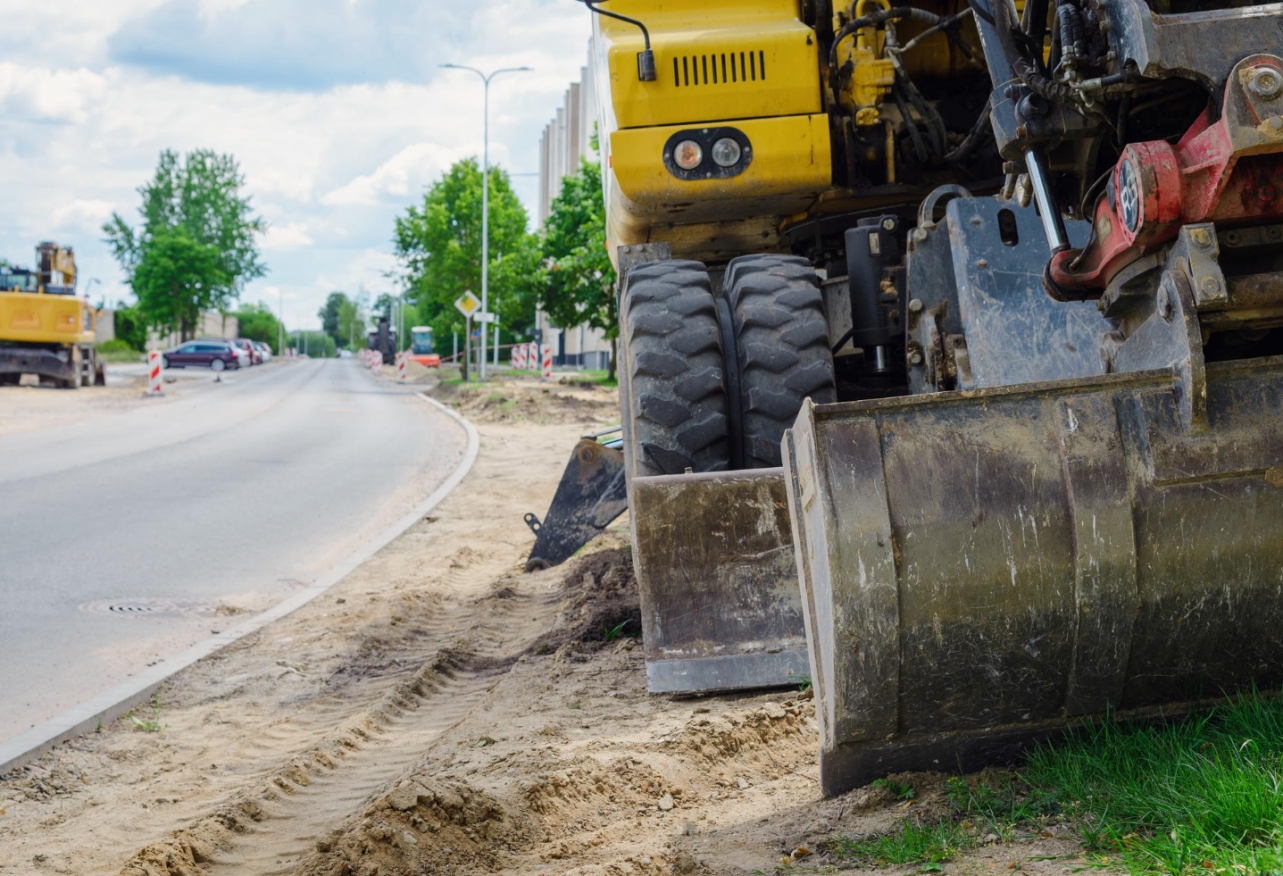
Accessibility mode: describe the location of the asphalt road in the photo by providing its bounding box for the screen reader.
[0,360,466,742]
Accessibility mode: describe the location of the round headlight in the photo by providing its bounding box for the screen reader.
[672,139,703,171]
[711,137,742,168]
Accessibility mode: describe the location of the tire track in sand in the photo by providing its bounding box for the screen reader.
[121,553,563,876]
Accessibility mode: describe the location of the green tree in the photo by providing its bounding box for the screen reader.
[318,291,348,346]
[234,302,284,354]
[394,158,539,346]
[111,303,148,351]
[337,295,365,350]
[293,331,336,359]
[130,230,230,340]
[105,149,267,340]
[538,158,618,376]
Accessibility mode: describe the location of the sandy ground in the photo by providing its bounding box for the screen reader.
[0,368,1085,876]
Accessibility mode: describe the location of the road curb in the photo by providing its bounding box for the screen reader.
[0,391,480,777]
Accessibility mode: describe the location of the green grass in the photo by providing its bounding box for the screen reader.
[563,368,617,387]
[834,819,976,870]
[829,692,1283,875]
[832,772,1052,870]
[1022,692,1283,875]
[96,341,144,363]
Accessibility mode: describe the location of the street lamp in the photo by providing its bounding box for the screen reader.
[440,62,532,381]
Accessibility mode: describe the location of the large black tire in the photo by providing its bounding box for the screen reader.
[620,260,731,478]
[725,254,836,469]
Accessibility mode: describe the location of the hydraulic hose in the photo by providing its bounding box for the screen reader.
[829,6,942,72]
[992,0,1073,103]
[579,0,656,81]
[944,99,994,165]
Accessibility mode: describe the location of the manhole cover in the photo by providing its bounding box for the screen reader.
[78,598,219,618]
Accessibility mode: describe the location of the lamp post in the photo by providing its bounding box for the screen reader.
[440,63,531,381]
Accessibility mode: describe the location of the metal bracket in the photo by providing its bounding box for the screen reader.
[1112,267,1208,431]
[616,242,672,282]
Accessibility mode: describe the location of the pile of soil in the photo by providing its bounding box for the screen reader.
[432,372,617,426]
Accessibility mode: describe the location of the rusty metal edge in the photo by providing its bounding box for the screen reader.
[815,691,1282,797]
[646,650,811,695]
[815,356,1283,422]
[0,388,479,777]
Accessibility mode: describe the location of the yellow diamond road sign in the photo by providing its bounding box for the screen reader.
[454,290,482,319]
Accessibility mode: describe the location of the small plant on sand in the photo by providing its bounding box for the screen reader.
[603,619,632,642]
[872,777,917,801]
[127,698,166,733]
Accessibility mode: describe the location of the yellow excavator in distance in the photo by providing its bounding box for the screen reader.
[0,242,105,389]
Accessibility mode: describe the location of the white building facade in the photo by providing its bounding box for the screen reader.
[536,60,613,371]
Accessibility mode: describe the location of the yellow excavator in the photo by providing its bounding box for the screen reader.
[526,0,1283,796]
[0,242,104,389]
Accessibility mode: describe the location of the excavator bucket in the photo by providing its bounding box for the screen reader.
[631,469,808,694]
[525,437,629,571]
[785,359,1283,797]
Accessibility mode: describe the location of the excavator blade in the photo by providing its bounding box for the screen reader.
[785,359,1283,797]
[632,469,808,694]
[525,439,629,571]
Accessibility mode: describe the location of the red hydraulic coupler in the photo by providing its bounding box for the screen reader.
[1047,55,1283,301]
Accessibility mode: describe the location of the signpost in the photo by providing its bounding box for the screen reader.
[455,291,482,382]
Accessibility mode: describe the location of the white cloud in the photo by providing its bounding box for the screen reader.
[0,63,108,124]
[262,222,314,251]
[49,199,117,235]
[0,1,593,329]
[321,143,462,207]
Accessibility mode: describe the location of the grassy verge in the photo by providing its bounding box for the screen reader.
[562,368,617,387]
[832,773,1054,871]
[1024,693,1283,874]
[829,692,1283,875]
[97,349,145,364]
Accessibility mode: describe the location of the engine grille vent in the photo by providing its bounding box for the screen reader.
[672,50,767,88]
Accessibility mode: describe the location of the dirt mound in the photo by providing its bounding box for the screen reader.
[526,546,638,657]
[296,779,530,876]
[434,375,617,426]
[667,698,812,765]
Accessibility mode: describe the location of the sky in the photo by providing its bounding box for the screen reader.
[0,0,593,329]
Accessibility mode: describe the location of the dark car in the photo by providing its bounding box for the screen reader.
[233,339,262,365]
[163,340,242,372]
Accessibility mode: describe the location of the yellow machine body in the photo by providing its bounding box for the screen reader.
[595,0,979,265]
[0,242,103,388]
[0,292,95,346]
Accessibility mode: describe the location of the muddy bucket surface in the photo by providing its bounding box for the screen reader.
[632,469,808,694]
[785,358,1283,796]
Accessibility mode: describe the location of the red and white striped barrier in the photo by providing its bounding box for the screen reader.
[147,350,163,395]
[527,343,539,372]
[397,352,407,382]
[515,344,527,370]
[542,344,553,380]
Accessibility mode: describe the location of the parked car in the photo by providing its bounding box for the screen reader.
[232,339,261,365]
[252,341,272,363]
[162,340,242,372]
